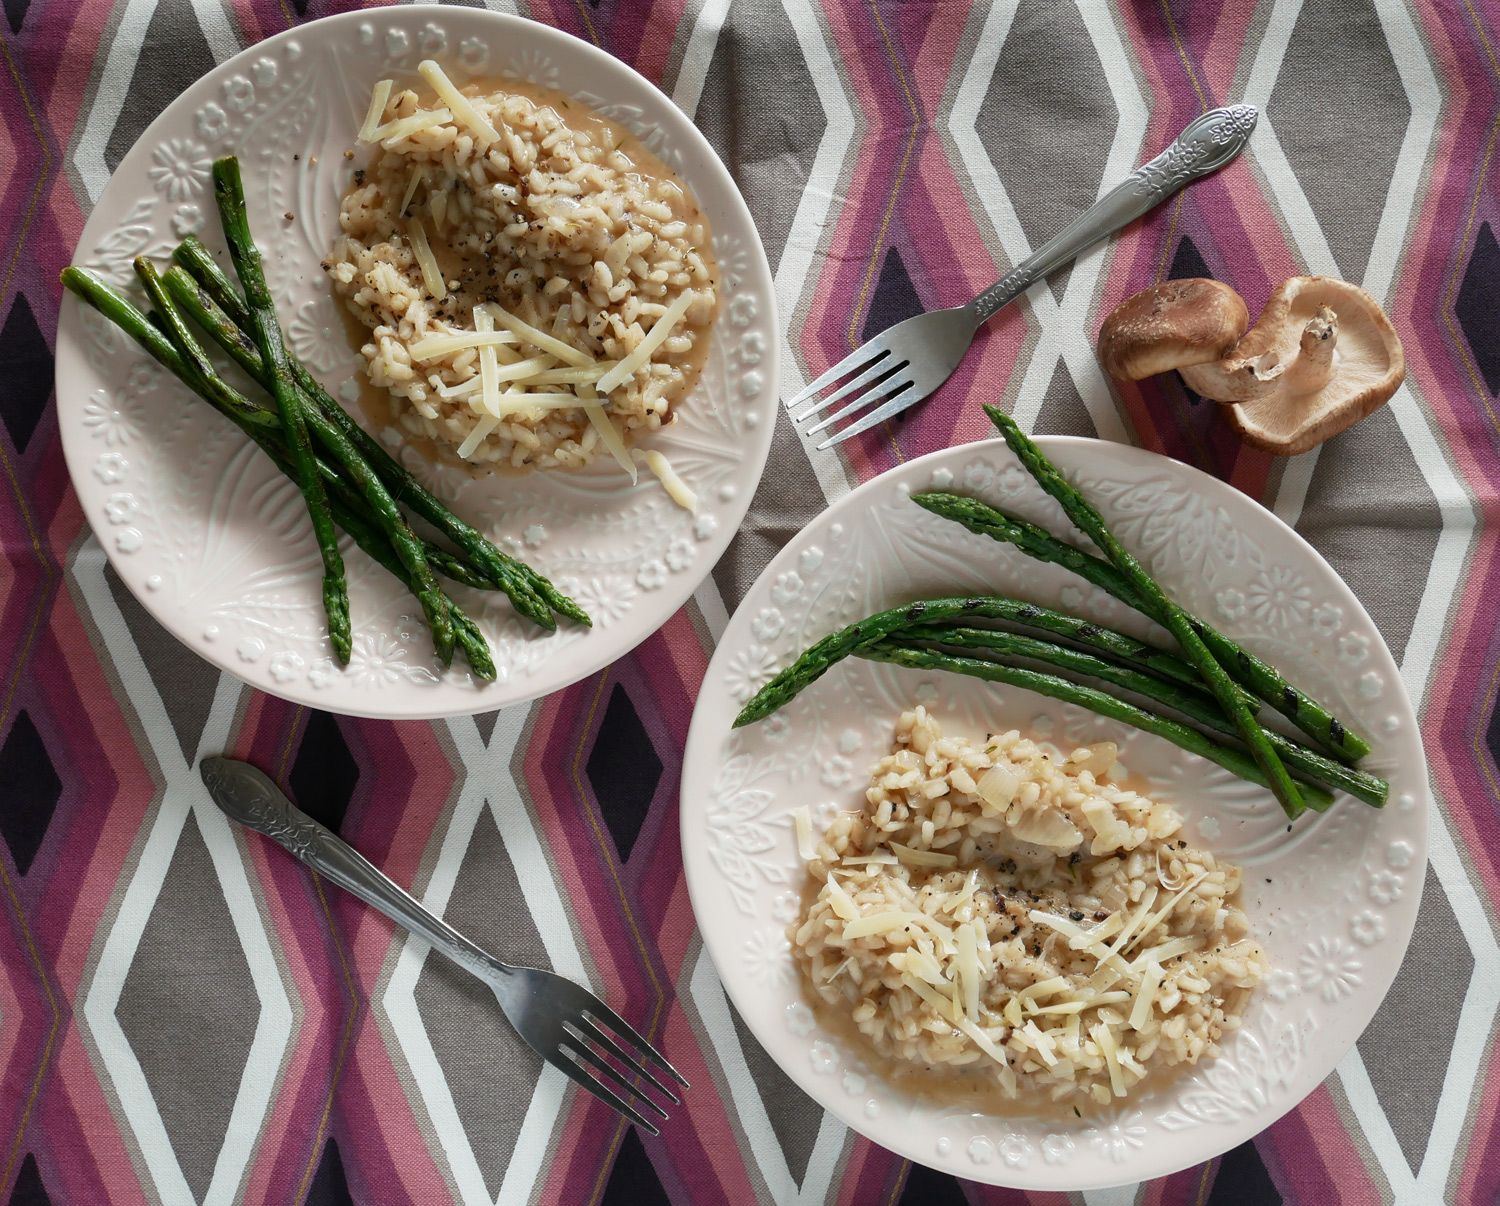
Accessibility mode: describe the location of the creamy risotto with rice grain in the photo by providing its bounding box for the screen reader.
[791,708,1266,1114]
[326,62,718,473]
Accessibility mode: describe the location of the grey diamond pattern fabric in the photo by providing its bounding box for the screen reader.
[7,0,1500,1203]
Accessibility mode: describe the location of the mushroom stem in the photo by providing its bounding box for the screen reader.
[1179,349,1282,402]
[1281,305,1338,395]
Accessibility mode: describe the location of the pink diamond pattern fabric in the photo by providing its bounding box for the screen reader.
[3,0,1499,1202]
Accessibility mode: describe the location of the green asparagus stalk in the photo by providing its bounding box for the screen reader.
[155,268,454,664]
[65,267,275,435]
[902,623,1385,807]
[63,265,496,679]
[160,266,560,631]
[212,158,354,663]
[984,405,1304,819]
[325,500,496,681]
[171,237,589,628]
[734,594,1215,728]
[912,489,1371,763]
[861,640,1322,816]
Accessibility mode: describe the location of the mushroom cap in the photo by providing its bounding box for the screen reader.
[1096,278,1249,381]
[1204,277,1405,455]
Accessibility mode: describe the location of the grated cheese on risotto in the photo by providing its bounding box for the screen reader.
[790,707,1267,1113]
[325,63,718,473]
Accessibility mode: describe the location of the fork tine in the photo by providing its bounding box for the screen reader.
[803,367,912,437]
[816,378,920,450]
[563,1035,671,1119]
[791,353,900,425]
[581,998,691,1089]
[547,1047,662,1136]
[783,341,889,412]
[570,1016,679,1104]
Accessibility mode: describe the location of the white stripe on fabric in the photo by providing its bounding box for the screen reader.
[75,0,158,216]
[72,536,292,1206]
[672,0,733,120]
[947,0,1143,442]
[688,944,847,1204]
[381,705,586,1206]
[777,0,861,504]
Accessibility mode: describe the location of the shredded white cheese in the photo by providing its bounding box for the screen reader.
[842,851,898,866]
[636,450,697,513]
[1068,911,1123,949]
[488,305,595,366]
[493,392,597,415]
[377,109,453,148]
[792,807,815,862]
[825,873,857,921]
[474,306,500,419]
[1091,1023,1127,1097]
[1129,960,1164,1030]
[1017,976,1070,1002]
[455,414,500,459]
[889,842,957,868]
[843,912,922,940]
[521,362,618,385]
[1129,935,1203,969]
[488,354,557,385]
[407,218,446,302]
[1124,871,1211,955]
[956,921,980,1021]
[594,288,695,395]
[1105,886,1160,958]
[410,330,519,360]
[358,78,393,142]
[400,166,427,215]
[417,59,499,146]
[578,384,637,483]
[1029,991,1130,1015]
[1021,1021,1060,1067]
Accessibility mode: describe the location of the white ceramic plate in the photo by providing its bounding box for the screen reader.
[57,10,776,718]
[681,437,1427,1189]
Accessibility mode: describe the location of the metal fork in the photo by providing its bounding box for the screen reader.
[787,105,1259,449]
[200,757,687,1135]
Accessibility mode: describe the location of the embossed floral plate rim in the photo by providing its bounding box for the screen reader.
[55,9,777,718]
[680,436,1427,1189]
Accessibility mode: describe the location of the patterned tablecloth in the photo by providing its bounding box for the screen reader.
[2,0,1496,1202]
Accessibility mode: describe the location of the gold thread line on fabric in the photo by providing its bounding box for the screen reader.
[0,438,52,742]
[884,1162,908,1206]
[1147,190,1215,471]
[1193,1155,1215,1205]
[1160,0,1208,112]
[293,873,362,1204]
[276,706,306,785]
[573,0,602,48]
[0,852,60,1190]
[273,705,361,1203]
[575,672,629,1206]
[570,671,670,1205]
[1153,192,1187,285]
[0,32,51,303]
[0,30,56,742]
[845,0,919,465]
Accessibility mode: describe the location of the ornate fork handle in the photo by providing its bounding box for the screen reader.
[969,105,1257,324]
[201,757,502,981]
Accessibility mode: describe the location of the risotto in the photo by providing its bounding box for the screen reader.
[325,62,719,472]
[790,708,1266,1114]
